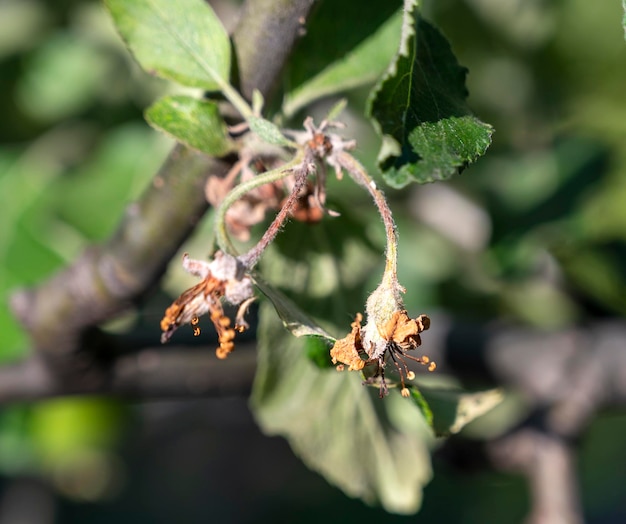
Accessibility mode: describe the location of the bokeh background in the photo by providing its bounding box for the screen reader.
[1,0,626,522]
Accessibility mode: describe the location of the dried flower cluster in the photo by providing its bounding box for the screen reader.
[161,112,435,398]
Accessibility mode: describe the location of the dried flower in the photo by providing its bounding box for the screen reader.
[330,275,435,397]
[160,252,254,359]
[331,307,434,397]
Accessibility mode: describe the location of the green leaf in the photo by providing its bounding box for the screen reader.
[252,274,335,340]
[419,386,504,436]
[305,336,334,369]
[408,387,433,427]
[104,0,230,90]
[16,34,112,122]
[286,0,399,94]
[251,303,433,514]
[283,10,403,117]
[623,0,626,40]
[247,116,293,147]
[368,0,493,188]
[145,95,233,156]
[251,213,437,513]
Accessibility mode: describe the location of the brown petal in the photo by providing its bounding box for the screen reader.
[330,313,365,371]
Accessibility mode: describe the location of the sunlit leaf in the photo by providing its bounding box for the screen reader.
[283,10,402,117]
[368,0,493,188]
[104,0,230,90]
[145,95,233,155]
[286,0,400,96]
[252,303,433,514]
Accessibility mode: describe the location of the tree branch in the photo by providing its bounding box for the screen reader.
[0,344,256,404]
[11,146,223,362]
[9,0,317,381]
[432,319,626,524]
[232,0,316,100]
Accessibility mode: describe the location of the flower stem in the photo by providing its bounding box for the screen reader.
[217,78,255,121]
[240,150,314,268]
[336,151,398,287]
[214,150,305,257]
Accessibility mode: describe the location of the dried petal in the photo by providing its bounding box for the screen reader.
[330,313,365,371]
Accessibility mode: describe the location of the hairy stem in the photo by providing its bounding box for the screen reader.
[336,151,398,286]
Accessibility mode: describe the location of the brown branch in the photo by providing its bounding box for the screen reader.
[232,0,316,100]
[489,430,583,524]
[10,147,224,364]
[432,319,626,524]
[8,0,317,384]
[0,344,256,405]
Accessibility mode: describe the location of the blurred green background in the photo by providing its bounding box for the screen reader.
[1,0,626,522]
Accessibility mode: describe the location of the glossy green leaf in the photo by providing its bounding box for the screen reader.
[368,0,493,188]
[145,95,233,155]
[104,0,230,90]
[252,303,433,514]
[283,10,402,117]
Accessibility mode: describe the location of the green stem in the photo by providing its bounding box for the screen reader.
[337,152,398,287]
[219,80,254,120]
[215,150,305,256]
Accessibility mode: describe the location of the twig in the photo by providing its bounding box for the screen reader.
[0,344,257,405]
[233,0,316,100]
[8,0,317,382]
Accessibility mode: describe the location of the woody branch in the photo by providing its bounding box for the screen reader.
[7,0,316,391]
